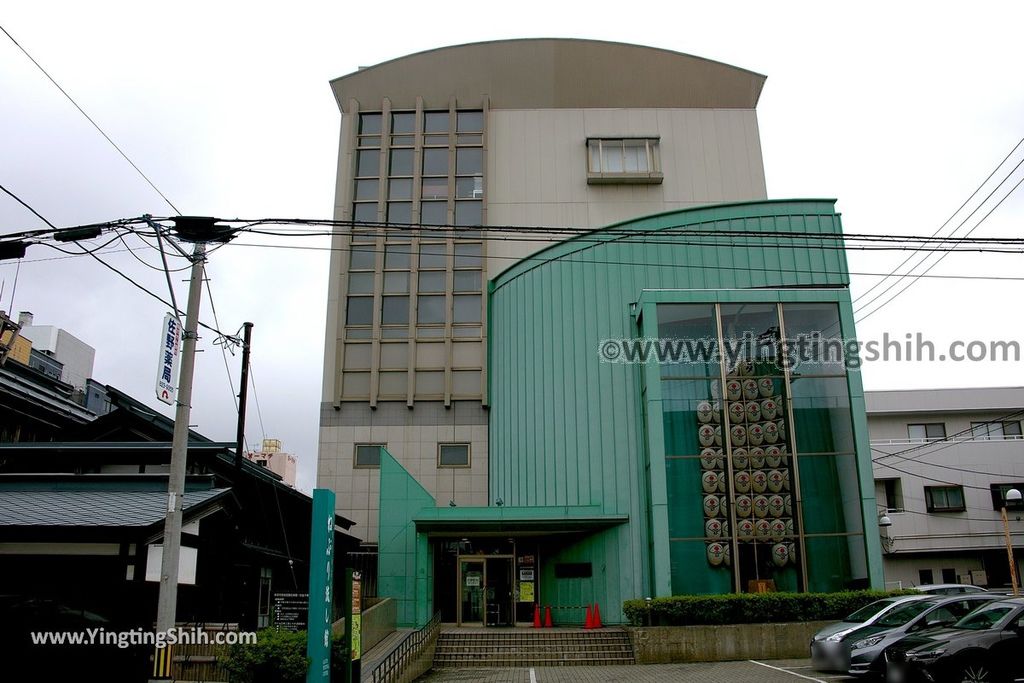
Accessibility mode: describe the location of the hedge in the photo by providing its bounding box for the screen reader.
[221,629,352,683]
[623,590,918,627]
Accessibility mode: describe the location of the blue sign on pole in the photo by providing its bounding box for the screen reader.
[306,489,336,682]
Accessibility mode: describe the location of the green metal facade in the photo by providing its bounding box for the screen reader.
[486,199,883,622]
[379,199,884,627]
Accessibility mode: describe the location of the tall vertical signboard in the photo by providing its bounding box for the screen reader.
[155,313,181,406]
[351,571,362,681]
[306,489,335,683]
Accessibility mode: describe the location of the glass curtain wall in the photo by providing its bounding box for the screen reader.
[657,302,866,594]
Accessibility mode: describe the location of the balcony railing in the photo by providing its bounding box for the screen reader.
[871,434,1024,446]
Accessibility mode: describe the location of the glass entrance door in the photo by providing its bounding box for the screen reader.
[459,559,484,625]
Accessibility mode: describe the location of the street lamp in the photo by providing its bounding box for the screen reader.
[878,513,894,554]
[1001,488,1022,596]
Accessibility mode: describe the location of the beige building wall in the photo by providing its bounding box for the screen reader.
[484,107,767,279]
[319,416,488,538]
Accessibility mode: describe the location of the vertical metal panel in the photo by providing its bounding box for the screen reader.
[487,200,851,609]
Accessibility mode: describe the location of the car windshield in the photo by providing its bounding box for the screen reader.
[954,606,1014,631]
[846,599,897,623]
[875,600,939,627]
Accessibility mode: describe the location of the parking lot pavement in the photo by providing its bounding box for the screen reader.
[418,659,858,683]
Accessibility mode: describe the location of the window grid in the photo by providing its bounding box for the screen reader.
[438,443,471,468]
[342,105,486,401]
[924,485,965,513]
[354,443,384,469]
[908,423,946,441]
[586,137,662,184]
[353,113,384,242]
[971,421,1023,440]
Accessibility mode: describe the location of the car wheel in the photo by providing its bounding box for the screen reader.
[956,660,998,683]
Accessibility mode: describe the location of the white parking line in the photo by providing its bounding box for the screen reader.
[529,667,537,683]
[749,660,828,683]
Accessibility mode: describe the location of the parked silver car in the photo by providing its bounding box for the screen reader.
[846,593,999,676]
[811,595,930,672]
[913,583,988,595]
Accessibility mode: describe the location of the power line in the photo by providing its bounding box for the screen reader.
[871,409,1024,463]
[233,226,1024,254]
[871,458,996,491]
[209,217,1024,247]
[881,505,1020,525]
[223,238,1024,281]
[855,166,1024,322]
[40,240,232,339]
[116,233,192,273]
[6,238,1022,283]
[204,278,245,451]
[248,363,267,444]
[853,135,1024,305]
[0,23,181,214]
[870,446,1024,479]
[0,182,57,229]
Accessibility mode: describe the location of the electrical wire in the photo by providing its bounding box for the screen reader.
[39,240,233,339]
[174,216,1024,246]
[871,409,1024,463]
[0,24,181,215]
[870,446,1024,479]
[227,221,1024,247]
[0,182,57,229]
[871,459,995,491]
[853,135,1024,305]
[116,233,192,273]
[855,169,1024,322]
[7,237,1022,283]
[204,279,245,451]
[248,363,268,443]
[232,226,1024,254]
[878,505,1022,525]
[223,238,1024,282]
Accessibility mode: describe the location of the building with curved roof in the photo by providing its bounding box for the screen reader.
[317,39,883,627]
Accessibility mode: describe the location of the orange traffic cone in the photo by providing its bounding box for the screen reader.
[584,604,594,629]
[533,604,541,628]
[544,606,553,628]
[592,603,602,629]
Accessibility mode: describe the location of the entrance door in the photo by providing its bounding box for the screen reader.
[486,557,513,626]
[459,559,484,625]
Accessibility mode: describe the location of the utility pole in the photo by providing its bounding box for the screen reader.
[235,321,253,468]
[151,240,206,682]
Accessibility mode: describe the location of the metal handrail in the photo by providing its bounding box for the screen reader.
[368,610,442,683]
[871,434,1024,446]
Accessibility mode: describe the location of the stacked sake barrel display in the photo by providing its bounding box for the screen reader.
[696,401,730,568]
[698,361,798,572]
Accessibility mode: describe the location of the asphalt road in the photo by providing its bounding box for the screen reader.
[418,659,856,682]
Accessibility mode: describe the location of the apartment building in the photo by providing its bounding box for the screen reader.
[869,387,1024,589]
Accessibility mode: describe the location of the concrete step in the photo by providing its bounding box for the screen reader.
[432,629,635,668]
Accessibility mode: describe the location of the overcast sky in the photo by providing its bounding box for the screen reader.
[2,2,1022,492]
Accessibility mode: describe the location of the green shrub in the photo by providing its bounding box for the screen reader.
[222,629,354,683]
[622,589,918,627]
[222,628,309,683]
